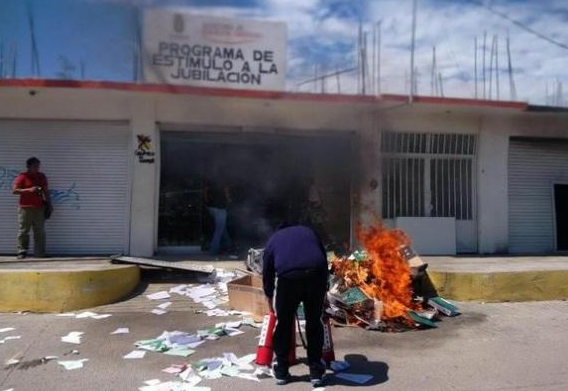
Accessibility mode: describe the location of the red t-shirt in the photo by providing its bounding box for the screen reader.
[13,172,48,208]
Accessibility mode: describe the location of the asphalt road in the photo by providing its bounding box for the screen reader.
[1,281,568,391]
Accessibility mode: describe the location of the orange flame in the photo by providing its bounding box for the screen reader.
[332,222,420,323]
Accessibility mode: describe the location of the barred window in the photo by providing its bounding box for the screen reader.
[381,132,476,220]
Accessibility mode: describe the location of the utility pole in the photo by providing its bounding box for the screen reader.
[321,65,325,93]
[336,66,341,93]
[0,42,4,78]
[371,25,377,95]
[362,32,368,95]
[357,22,362,94]
[11,43,17,78]
[377,20,382,95]
[80,59,85,79]
[431,46,436,96]
[506,34,517,100]
[438,72,444,97]
[314,64,318,93]
[409,0,417,103]
[26,2,41,77]
[482,31,487,99]
[488,35,496,100]
[474,36,478,99]
[496,35,500,100]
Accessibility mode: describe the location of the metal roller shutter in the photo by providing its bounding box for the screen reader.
[0,121,130,255]
[508,138,568,253]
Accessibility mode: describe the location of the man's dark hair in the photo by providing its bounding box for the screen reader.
[26,157,40,167]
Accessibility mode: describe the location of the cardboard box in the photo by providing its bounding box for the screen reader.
[227,274,270,321]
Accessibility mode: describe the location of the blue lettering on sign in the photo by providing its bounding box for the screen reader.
[0,166,81,209]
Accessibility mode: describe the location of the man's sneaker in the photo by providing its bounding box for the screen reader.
[275,374,290,386]
[16,252,26,259]
[310,364,326,387]
[273,363,291,386]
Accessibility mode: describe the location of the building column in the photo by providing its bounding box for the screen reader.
[477,116,510,253]
[354,114,381,235]
[129,98,157,257]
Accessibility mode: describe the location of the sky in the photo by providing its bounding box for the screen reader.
[0,0,567,104]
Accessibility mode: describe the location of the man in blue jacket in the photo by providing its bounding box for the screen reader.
[263,223,329,387]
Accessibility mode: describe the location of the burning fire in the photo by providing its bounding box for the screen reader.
[331,223,420,323]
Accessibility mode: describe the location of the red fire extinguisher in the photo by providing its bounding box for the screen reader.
[321,316,335,364]
[256,311,297,366]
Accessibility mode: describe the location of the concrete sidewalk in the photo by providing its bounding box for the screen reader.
[1,291,568,391]
[425,255,568,272]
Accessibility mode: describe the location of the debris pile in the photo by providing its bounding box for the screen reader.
[327,223,459,331]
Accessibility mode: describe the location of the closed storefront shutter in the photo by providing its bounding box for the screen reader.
[0,121,130,255]
[508,138,568,253]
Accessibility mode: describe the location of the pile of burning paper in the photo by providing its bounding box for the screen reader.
[326,223,459,331]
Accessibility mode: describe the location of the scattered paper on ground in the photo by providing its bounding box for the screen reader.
[0,328,15,333]
[111,328,130,335]
[151,309,167,315]
[58,359,88,370]
[0,336,21,344]
[91,314,112,319]
[61,332,83,344]
[157,302,172,309]
[330,360,351,372]
[124,350,146,359]
[75,311,98,319]
[335,372,373,384]
[147,291,171,300]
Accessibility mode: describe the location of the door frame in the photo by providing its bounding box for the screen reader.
[551,179,568,252]
[154,124,356,253]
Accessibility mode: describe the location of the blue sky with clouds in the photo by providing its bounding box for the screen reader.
[0,0,567,104]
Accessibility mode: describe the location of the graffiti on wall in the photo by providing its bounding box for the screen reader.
[0,166,81,209]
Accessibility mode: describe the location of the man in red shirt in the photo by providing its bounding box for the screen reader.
[12,157,51,259]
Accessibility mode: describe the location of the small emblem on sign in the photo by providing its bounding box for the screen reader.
[173,14,184,33]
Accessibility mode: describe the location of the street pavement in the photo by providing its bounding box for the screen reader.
[1,273,568,391]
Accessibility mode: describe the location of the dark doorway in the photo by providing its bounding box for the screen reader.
[158,131,353,255]
[554,184,568,251]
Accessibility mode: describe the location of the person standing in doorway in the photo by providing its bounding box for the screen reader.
[12,157,52,259]
[204,180,233,258]
[262,222,329,387]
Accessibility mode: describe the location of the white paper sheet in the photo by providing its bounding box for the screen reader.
[75,311,98,319]
[147,291,171,300]
[91,314,112,319]
[124,350,146,359]
[110,328,130,335]
[0,328,15,333]
[58,359,88,370]
[151,309,167,315]
[157,302,172,309]
[335,372,373,384]
[330,360,351,372]
[225,328,244,337]
[61,331,84,344]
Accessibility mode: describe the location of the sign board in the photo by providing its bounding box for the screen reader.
[143,10,287,91]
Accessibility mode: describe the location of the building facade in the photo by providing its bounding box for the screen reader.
[1,79,567,256]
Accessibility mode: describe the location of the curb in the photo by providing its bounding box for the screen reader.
[428,269,568,302]
[0,264,140,312]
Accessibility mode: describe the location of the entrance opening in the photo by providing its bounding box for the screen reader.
[554,184,568,251]
[158,131,353,256]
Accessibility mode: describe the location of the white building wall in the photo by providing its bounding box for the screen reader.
[129,98,158,256]
[477,116,509,253]
[2,85,568,255]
